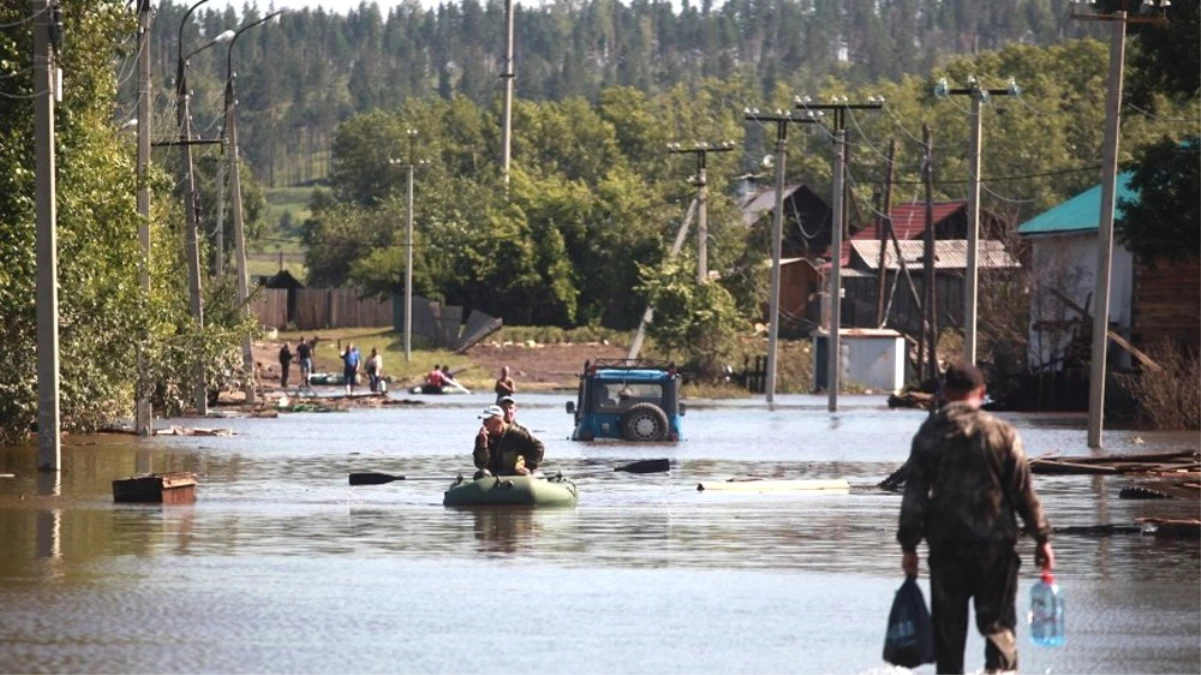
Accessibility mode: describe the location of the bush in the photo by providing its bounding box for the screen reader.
[1117,340,1201,430]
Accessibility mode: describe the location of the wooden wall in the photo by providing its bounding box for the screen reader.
[1133,258,1201,353]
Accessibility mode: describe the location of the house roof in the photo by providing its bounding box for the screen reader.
[853,201,967,242]
[1017,172,1136,237]
[849,240,1020,271]
[740,183,810,227]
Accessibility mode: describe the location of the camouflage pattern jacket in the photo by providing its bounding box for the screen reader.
[898,402,1051,552]
[473,423,545,475]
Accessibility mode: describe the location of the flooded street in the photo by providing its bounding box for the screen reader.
[1,394,1198,674]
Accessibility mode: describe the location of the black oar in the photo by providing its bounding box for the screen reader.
[348,458,670,486]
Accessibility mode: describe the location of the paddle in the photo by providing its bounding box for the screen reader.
[348,458,670,486]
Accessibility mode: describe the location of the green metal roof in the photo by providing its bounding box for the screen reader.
[1017,171,1137,236]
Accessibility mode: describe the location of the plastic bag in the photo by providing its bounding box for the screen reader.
[882,577,936,668]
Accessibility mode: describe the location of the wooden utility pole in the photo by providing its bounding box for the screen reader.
[500,0,515,187]
[666,141,735,284]
[875,139,896,326]
[794,98,883,411]
[742,110,819,404]
[920,124,937,382]
[1072,2,1167,448]
[135,0,153,436]
[34,0,61,471]
[936,77,1014,365]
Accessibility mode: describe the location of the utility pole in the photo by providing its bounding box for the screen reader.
[404,128,418,363]
[1072,2,1166,448]
[627,198,699,361]
[921,124,938,382]
[34,0,61,471]
[666,141,735,284]
[742,109,819,404]
[795,97,882,412]
[875,139,896,326]
[500,0,515,187]
[135,0,153,436]
[177,0,212,415]
[934,77,1015,365]
[225,11,282,406]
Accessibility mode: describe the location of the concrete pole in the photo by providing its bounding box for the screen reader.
[627,199,698,361]
[1088,13,1127,449]
[500,0,515,187]
[177,63,207,415]
[34,0,60,471]
[964,92,982,365]
[828,128,845,412]
[405,131,417,363]
[696,163,708,284]
[228,84,255,404]
[765,122,788,405]
[135,0,153,436]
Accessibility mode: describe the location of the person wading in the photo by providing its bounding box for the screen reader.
[494,366,516,404]
[897,361,1054,674]
[472,405,544,479]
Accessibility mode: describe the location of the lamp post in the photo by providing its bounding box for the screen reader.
[224,10,283,406]
[176,0,232,414]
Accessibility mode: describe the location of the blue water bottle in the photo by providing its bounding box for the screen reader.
[1029,571,1065,646]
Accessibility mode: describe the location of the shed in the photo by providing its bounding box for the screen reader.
[811,328,907,393]
[259,269,305,326]
[740,183,834,256]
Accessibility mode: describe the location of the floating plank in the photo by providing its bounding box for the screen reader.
[112,472,197,504]
[697,478,851,493]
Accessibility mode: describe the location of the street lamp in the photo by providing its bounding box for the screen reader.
[176,0,232,414]
[223,10,283,405]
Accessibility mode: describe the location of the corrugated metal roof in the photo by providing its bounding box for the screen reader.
[740,183,805,227]
[851,201,966,241]
[1017,172,1136,236]
[850,240,1020,270]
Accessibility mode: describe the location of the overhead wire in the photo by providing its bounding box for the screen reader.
[0,5,46,29]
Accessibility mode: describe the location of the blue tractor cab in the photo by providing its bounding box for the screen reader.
[566,359,684,442]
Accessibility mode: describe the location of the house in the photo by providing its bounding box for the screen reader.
[1017,174,1136,371]
[740,183,833,257]
[1018,173,1200,370]
[839,240,1021,336]
[836,200,1008,265]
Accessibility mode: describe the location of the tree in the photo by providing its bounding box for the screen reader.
[1116,137,1200,264]
[636,259,748,378]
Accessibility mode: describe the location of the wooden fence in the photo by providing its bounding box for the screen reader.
[251,287,394,331]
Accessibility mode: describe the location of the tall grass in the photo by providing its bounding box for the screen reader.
[1118,340,1201,430]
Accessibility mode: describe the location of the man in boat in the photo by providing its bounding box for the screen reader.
[473,404,544,479]
[497,395,525,433]
[897,361,1054,675]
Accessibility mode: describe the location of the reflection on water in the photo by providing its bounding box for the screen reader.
[0,397,1198,674]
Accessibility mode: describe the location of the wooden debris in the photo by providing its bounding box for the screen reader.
[1136,517,1201,539]
[155,426,234,437]
[887,391,936,410]
[1031,450,1199,476]
[112,472,197,504]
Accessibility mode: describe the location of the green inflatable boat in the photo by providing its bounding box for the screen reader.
[443,473,578,508]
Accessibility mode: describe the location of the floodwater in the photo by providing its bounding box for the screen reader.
[0,393,1198,674]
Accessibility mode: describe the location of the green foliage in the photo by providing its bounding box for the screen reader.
[1116,137,1200,264]
[636,259,748,378]
[0,1,265,440]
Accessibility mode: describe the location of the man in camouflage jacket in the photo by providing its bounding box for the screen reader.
[898,362,1055,674]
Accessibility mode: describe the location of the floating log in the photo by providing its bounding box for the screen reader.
[887,391,936,410]
[112,472,197,504]
[1136,518,1201,539]
[697,478,851,493]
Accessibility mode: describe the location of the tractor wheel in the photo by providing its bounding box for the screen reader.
[621,403,670,442]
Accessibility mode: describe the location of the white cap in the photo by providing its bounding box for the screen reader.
[478,405,504,420]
